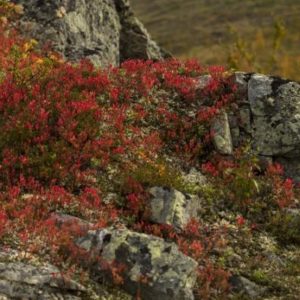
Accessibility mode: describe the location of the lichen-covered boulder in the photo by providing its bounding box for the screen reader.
[249,77,300,157]
[228,72,300,181]
[12,0,168,67]
[77,228,198,300]
[0,253,86,299]
[148,186,200,230]
[232,73,300,158]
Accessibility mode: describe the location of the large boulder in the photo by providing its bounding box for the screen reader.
[12,0,168,67]
[223,72,300,181]
[248,76,300,157]
[77,227,198,300]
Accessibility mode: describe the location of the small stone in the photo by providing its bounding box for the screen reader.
[229,275,266,299]
[196,75,212,90]
[148,187,200,230]
[182,168,207,186]
[211,111,233,155]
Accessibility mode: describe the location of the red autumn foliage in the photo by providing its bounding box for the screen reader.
[0,4,298,299]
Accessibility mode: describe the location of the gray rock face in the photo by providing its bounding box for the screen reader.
[148,187,200,230]
[226,72,300,181]
[12,0,168,67]
[115,0,168,62]
[251,81,300,157]
[0,253,85,299]
[248,74,274,117]
[77,228,198,300]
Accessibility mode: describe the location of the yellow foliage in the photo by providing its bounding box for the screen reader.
[23,39,38,53]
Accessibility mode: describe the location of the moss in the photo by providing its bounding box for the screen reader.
[251,269,272,285]
[125,157,188,192]
[268,211,300,245]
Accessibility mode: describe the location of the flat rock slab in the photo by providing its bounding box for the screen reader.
[0,255,85,299]
[77,228,198,300]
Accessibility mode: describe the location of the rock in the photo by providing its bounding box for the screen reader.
[232,72,249,98]
[256,155,272,171]
[239,107,252,134]
[226,72,300,180]
[251,81,300,157]
[211,111,233,155]
[273,208,300,244]
[49,212,92,232]
[229,275,266,299]
[115,0,168,62]
[230,127,240,147]
[196,75,212,90]
[0,256,86,299]
[263,251,286,267]
[276,157,300,181]
[103,192,119,204]
[228,113,240,147]
[148,187,200,230]
[77,228,198,300]
[182,167,207,186]
[12,0,167,67]
[248,74,274,116]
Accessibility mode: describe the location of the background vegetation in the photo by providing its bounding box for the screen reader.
[131,0,300,80]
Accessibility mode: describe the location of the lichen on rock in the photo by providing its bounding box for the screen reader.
[76,228,198,300]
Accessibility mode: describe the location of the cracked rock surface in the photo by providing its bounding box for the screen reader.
[76,227,198,300]
[12,0,168,67]
[0,254,86,300]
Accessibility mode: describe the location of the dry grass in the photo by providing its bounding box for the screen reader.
[131,0,300,80]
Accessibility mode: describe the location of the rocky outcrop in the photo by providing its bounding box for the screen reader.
[77,227,198,300]
[12,0,169,67]
[203,72,300,181]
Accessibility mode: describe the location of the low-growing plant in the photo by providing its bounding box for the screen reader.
[1,3,299,299]
[268,211,300,245]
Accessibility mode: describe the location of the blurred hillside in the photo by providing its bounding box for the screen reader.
[131,0,300,80]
